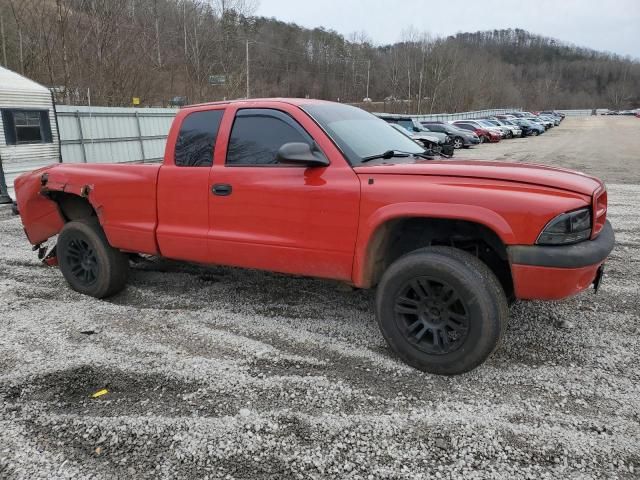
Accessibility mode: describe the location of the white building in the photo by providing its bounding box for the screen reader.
[0,66,59,201]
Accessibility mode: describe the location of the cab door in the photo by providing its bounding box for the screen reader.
[207,103,360,281]
[156,107,225,263]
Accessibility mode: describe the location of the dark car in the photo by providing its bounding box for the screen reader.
[513,118,544,136]
[451,121,501,143]
[540,110,565,121]
[377,115,455,156]
[421,121,480,149]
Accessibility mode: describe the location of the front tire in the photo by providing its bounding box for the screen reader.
[57,219,129,298]
[453,137,464,149]
[375,247,508,375]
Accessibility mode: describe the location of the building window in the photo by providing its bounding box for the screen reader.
[1,109,53,145]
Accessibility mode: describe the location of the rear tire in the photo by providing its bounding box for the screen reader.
[57,219,129,298]
[375,247,508,375]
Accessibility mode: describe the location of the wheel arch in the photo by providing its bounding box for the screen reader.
[48,191,99,222]
[353,205,516,297]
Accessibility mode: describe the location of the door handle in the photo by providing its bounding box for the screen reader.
[212,183,232,196]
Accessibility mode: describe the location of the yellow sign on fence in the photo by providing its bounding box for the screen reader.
[132,97,141,106]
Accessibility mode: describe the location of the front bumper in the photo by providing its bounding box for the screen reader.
[508,220,615,300]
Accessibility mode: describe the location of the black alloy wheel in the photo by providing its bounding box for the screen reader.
[65,237,99,286]
[394,277,469,355]
[58,219,129,298]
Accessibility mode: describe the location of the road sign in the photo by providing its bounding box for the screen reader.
[208,75,226,85]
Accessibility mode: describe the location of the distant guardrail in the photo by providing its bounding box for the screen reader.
[555,109,612,116]
[374,108,523,122]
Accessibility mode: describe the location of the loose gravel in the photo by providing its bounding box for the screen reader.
[1,118,639,479]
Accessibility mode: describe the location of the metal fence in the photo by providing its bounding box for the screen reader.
[56,105,177,164]
[373,108,522,122]
[555,109,611,116]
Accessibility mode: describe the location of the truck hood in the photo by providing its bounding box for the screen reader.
[354,160,603,196]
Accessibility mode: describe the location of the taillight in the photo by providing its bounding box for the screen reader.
[592,187,607,239]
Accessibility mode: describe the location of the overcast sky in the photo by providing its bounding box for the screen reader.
[255,0,640,59]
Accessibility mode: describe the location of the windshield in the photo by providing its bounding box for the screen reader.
[478,120,496,128]
[302,103,424,165]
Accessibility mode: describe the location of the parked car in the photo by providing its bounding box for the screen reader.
[389,124,452,157]
[526,117,552,130]
[452,120,501,143]
[539,114,560,126]
[421,121,480,149]
[13,98,614,375]
[476,119,512,138]
[484,119,522,138]
[499,119,527,136]
[378,115,455,156]
[377,115,450,144]
[540,110,564,121]
[506,111,535,118]
[513,118,545,136]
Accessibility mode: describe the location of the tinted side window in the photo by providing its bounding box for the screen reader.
[226,109,312,165]
[175,110,224,167]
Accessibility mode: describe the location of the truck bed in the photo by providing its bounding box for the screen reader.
[15,163,161,254]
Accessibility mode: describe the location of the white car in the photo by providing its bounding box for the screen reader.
[389,123,443,147]
[485,118,522,138]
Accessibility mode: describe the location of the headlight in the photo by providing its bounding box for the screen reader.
[445,136,451,142]
[537,208,592,245]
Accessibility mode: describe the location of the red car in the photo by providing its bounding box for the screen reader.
[451,121,501,143]
[14,99,614,375]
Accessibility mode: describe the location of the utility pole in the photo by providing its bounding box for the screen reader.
[183,2,187,56]
[154,0,161,67]
[246,39,250,99]
[18,28,24,74]
[417,70,423,115]
[366,60,370,100]
[0,16,7,67]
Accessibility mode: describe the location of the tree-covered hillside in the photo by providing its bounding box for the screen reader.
[0,0,638,112]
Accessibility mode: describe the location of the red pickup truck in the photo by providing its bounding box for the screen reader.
[14,99,614,375]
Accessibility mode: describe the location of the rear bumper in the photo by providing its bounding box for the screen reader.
[508,220,615,300]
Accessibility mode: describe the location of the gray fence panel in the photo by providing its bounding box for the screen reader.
[56,106,178,164]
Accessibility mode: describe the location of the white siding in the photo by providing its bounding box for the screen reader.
[0,67,59,200]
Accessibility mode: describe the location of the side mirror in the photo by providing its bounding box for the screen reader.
[275,142,329,167]
[413,126,420,132]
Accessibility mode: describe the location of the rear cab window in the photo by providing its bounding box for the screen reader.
[175,109,224,167]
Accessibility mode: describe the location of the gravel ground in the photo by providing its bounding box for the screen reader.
[1,117,639,479]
